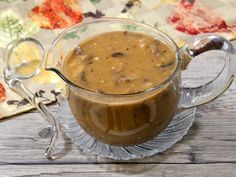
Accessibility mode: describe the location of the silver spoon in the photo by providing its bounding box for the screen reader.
[3,38,59,160]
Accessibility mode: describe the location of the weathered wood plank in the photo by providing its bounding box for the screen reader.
[1,164,236,177]
[1,85,236,164]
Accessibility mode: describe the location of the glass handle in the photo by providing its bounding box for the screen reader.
[4,76,59,160]
[179,34,236,108]
[3,37,59,160]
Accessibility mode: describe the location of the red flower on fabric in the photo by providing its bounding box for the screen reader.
[0,82,6,103]
[29,0,83,29]
[168,0,236,35]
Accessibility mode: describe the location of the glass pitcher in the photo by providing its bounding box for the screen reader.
[4,18,236,159]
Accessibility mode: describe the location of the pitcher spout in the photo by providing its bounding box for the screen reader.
[45,47,66,81]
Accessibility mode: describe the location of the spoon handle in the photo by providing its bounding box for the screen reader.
[5,78,59,160]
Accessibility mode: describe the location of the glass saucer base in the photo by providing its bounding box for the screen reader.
[57,99,196,160]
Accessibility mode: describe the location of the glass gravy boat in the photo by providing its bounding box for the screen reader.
[4,18,236,159]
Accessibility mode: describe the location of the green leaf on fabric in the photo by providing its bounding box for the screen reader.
[63,26,87,40]
[89,0,101,3]
[123,24,137,31]
[0,11,39,47]
[0,0,17,3]
[63,30,80,40]
[154,22,159,29]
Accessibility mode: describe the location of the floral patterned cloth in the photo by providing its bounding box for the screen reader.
[0,0,235,119]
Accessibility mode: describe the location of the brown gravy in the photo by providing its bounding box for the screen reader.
[64,31,176,94]
[64,31,180,146]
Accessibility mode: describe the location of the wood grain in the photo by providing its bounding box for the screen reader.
[0,42,236,176]
[1,88,236,164]
[1,164,236,177]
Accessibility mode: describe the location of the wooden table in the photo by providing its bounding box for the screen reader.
[1,42,236,177]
